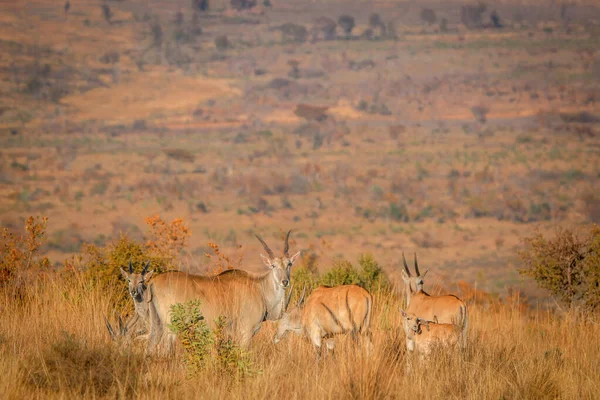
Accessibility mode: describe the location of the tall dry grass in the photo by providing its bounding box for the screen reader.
[1,278,599,399]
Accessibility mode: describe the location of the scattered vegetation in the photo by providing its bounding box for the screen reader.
[519,225,600,311]
[168,300,255,379]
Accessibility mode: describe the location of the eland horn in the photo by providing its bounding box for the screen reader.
[402,252,411,276]
[414,252,421,276]
[283,230,292,258]
[255,235,275,259]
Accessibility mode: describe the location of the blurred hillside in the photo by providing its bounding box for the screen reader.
[1,0,599,305]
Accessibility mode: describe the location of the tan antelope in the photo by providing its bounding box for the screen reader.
[118,260,154,339]
[145,231,300,355]
[273,284,373,355]
[401,253,468,348]
[400,309,460,360]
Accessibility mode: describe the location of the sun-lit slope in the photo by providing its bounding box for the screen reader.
[61,69,241,123]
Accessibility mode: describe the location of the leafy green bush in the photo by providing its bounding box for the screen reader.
[168,300,256,379]
[291,254,391,297]
[357,253,391,293]
[83,235,168,312]
[213,317,256,379]
[168,299,213,373]
[320,260,361,287]
[518,225,600,311]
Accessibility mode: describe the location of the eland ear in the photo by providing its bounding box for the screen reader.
[143,270,154,281]
[399,308,407,317]
[120,268,129,280]
[260,254,272,268]
[144,283,154,303]
[401,270,409,281]
[289,251,301,265]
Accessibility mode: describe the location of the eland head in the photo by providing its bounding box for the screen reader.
[273,285,306,344]
[400,252,429,295]
[255,230,301,290]
[120,260,154,302]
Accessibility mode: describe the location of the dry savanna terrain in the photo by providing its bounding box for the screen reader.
[1,0,599,398]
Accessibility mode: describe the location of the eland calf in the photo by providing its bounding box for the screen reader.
[400,309,460,360]
[273,284,373,355]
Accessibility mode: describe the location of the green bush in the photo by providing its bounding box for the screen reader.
[518,225,600,311]
[291,254,391,297]
[320,260,361,287]
[168,299,213,373]
[168,300,256,379]
[357,253,391,293]
[213,317,256,379]
[83,234,168,312]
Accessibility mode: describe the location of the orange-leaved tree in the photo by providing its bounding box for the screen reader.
[0,216,50,293]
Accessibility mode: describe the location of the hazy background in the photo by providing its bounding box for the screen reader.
[1,0,599,305]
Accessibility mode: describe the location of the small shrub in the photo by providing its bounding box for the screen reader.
[213,317,256,379]
[168,299,213,373]
[338,15,355,38]
[191,0,209,12]
[389,202,409,222]
[0,216,50,291]
[440,18,448,32]
[314,255,390,294]
[84,215,188,310]
[518,225,600,311]
[357,253,391,293]
[313,17,336,41]
[490,10,502,28]
[368,13,386,37]
[163,148,195,163]
[279,23,308,43]
[230,0,256,11]
[101,5,112,24]
[168,301,256,378]
[320,260,361,287]
[471,105,489,123]
[215,35,230,51]
[460,3,487,29]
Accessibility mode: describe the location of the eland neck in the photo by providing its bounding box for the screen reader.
[260,269,286,317]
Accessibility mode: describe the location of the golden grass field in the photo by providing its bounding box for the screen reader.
[1,0,599,397]
[2,276,599,399]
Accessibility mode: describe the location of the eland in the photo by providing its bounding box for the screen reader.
[118,260,154,339]
[400,309,460,359]
[273,284,373,355]
[401,253,468,348]
[146,231,300,355]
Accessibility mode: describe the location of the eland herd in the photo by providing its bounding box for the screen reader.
[105,230,468,364]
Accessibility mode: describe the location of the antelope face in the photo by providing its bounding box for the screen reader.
[120,261,154,302]
[262,253,301,289]
[400,252,428,293]
[400,309,423,336]
[273,307,302,343]
[256,231,301,289]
